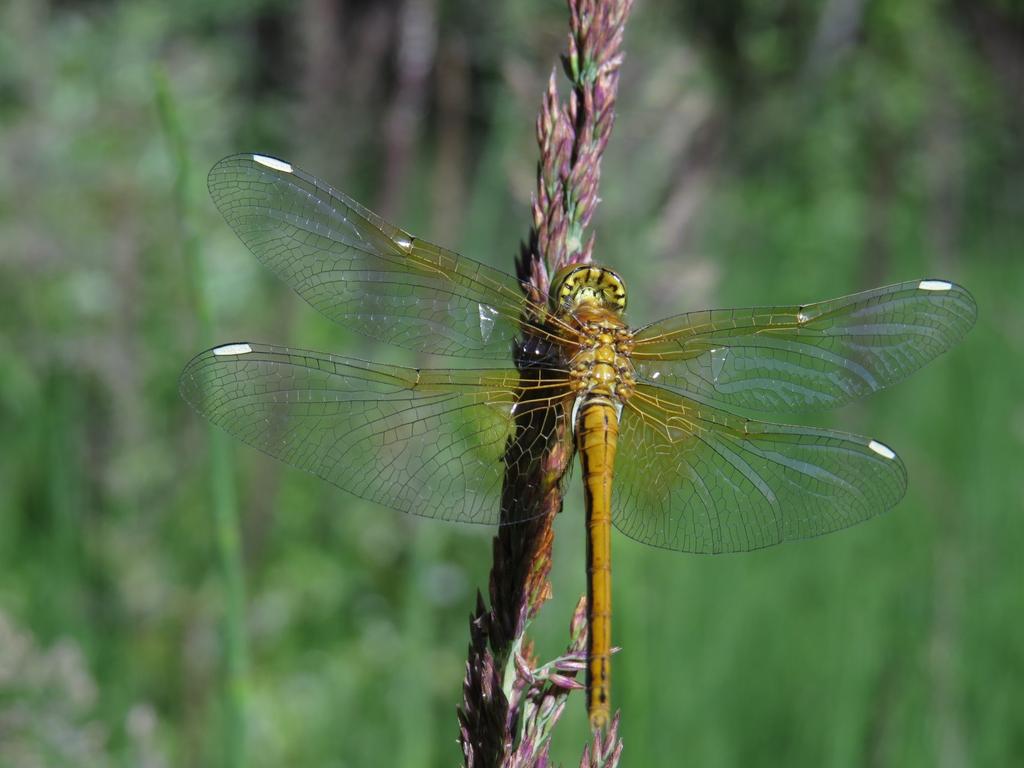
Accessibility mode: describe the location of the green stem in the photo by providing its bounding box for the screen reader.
[155,69,248,768]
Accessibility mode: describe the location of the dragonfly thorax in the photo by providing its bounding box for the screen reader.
[567,314,636,402]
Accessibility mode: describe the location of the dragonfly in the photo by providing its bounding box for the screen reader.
[181,153,976,729]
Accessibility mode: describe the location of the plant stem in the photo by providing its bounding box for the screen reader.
[458,2,633,765]
[155,70,248,768]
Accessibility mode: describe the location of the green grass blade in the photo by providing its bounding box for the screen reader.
[154,68,248,768]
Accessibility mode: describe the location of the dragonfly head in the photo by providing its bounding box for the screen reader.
[549,265,627,317]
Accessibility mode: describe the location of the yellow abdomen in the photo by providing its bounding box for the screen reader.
[576,396,618,729]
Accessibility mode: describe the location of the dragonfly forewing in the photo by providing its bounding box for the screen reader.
[630,280,976,413]
[207,154,574,359]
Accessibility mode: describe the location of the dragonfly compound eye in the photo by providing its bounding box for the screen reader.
[549,265,628,315]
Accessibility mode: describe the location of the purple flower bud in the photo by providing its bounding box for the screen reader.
[550,673,585,690]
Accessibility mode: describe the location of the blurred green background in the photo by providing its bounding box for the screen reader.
[1,0,1022,765]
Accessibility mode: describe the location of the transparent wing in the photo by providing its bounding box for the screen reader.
[612,384,907,553]
[180,342,574,525]
[208,154,570,358]
[631,280,976,412]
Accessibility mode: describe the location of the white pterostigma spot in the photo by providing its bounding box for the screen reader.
[868,440,897,460]
[252,155,293,173]
[394,236,413,250]
[918,280,952,291]
[213,343,253,356]
[797,311,809,324]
